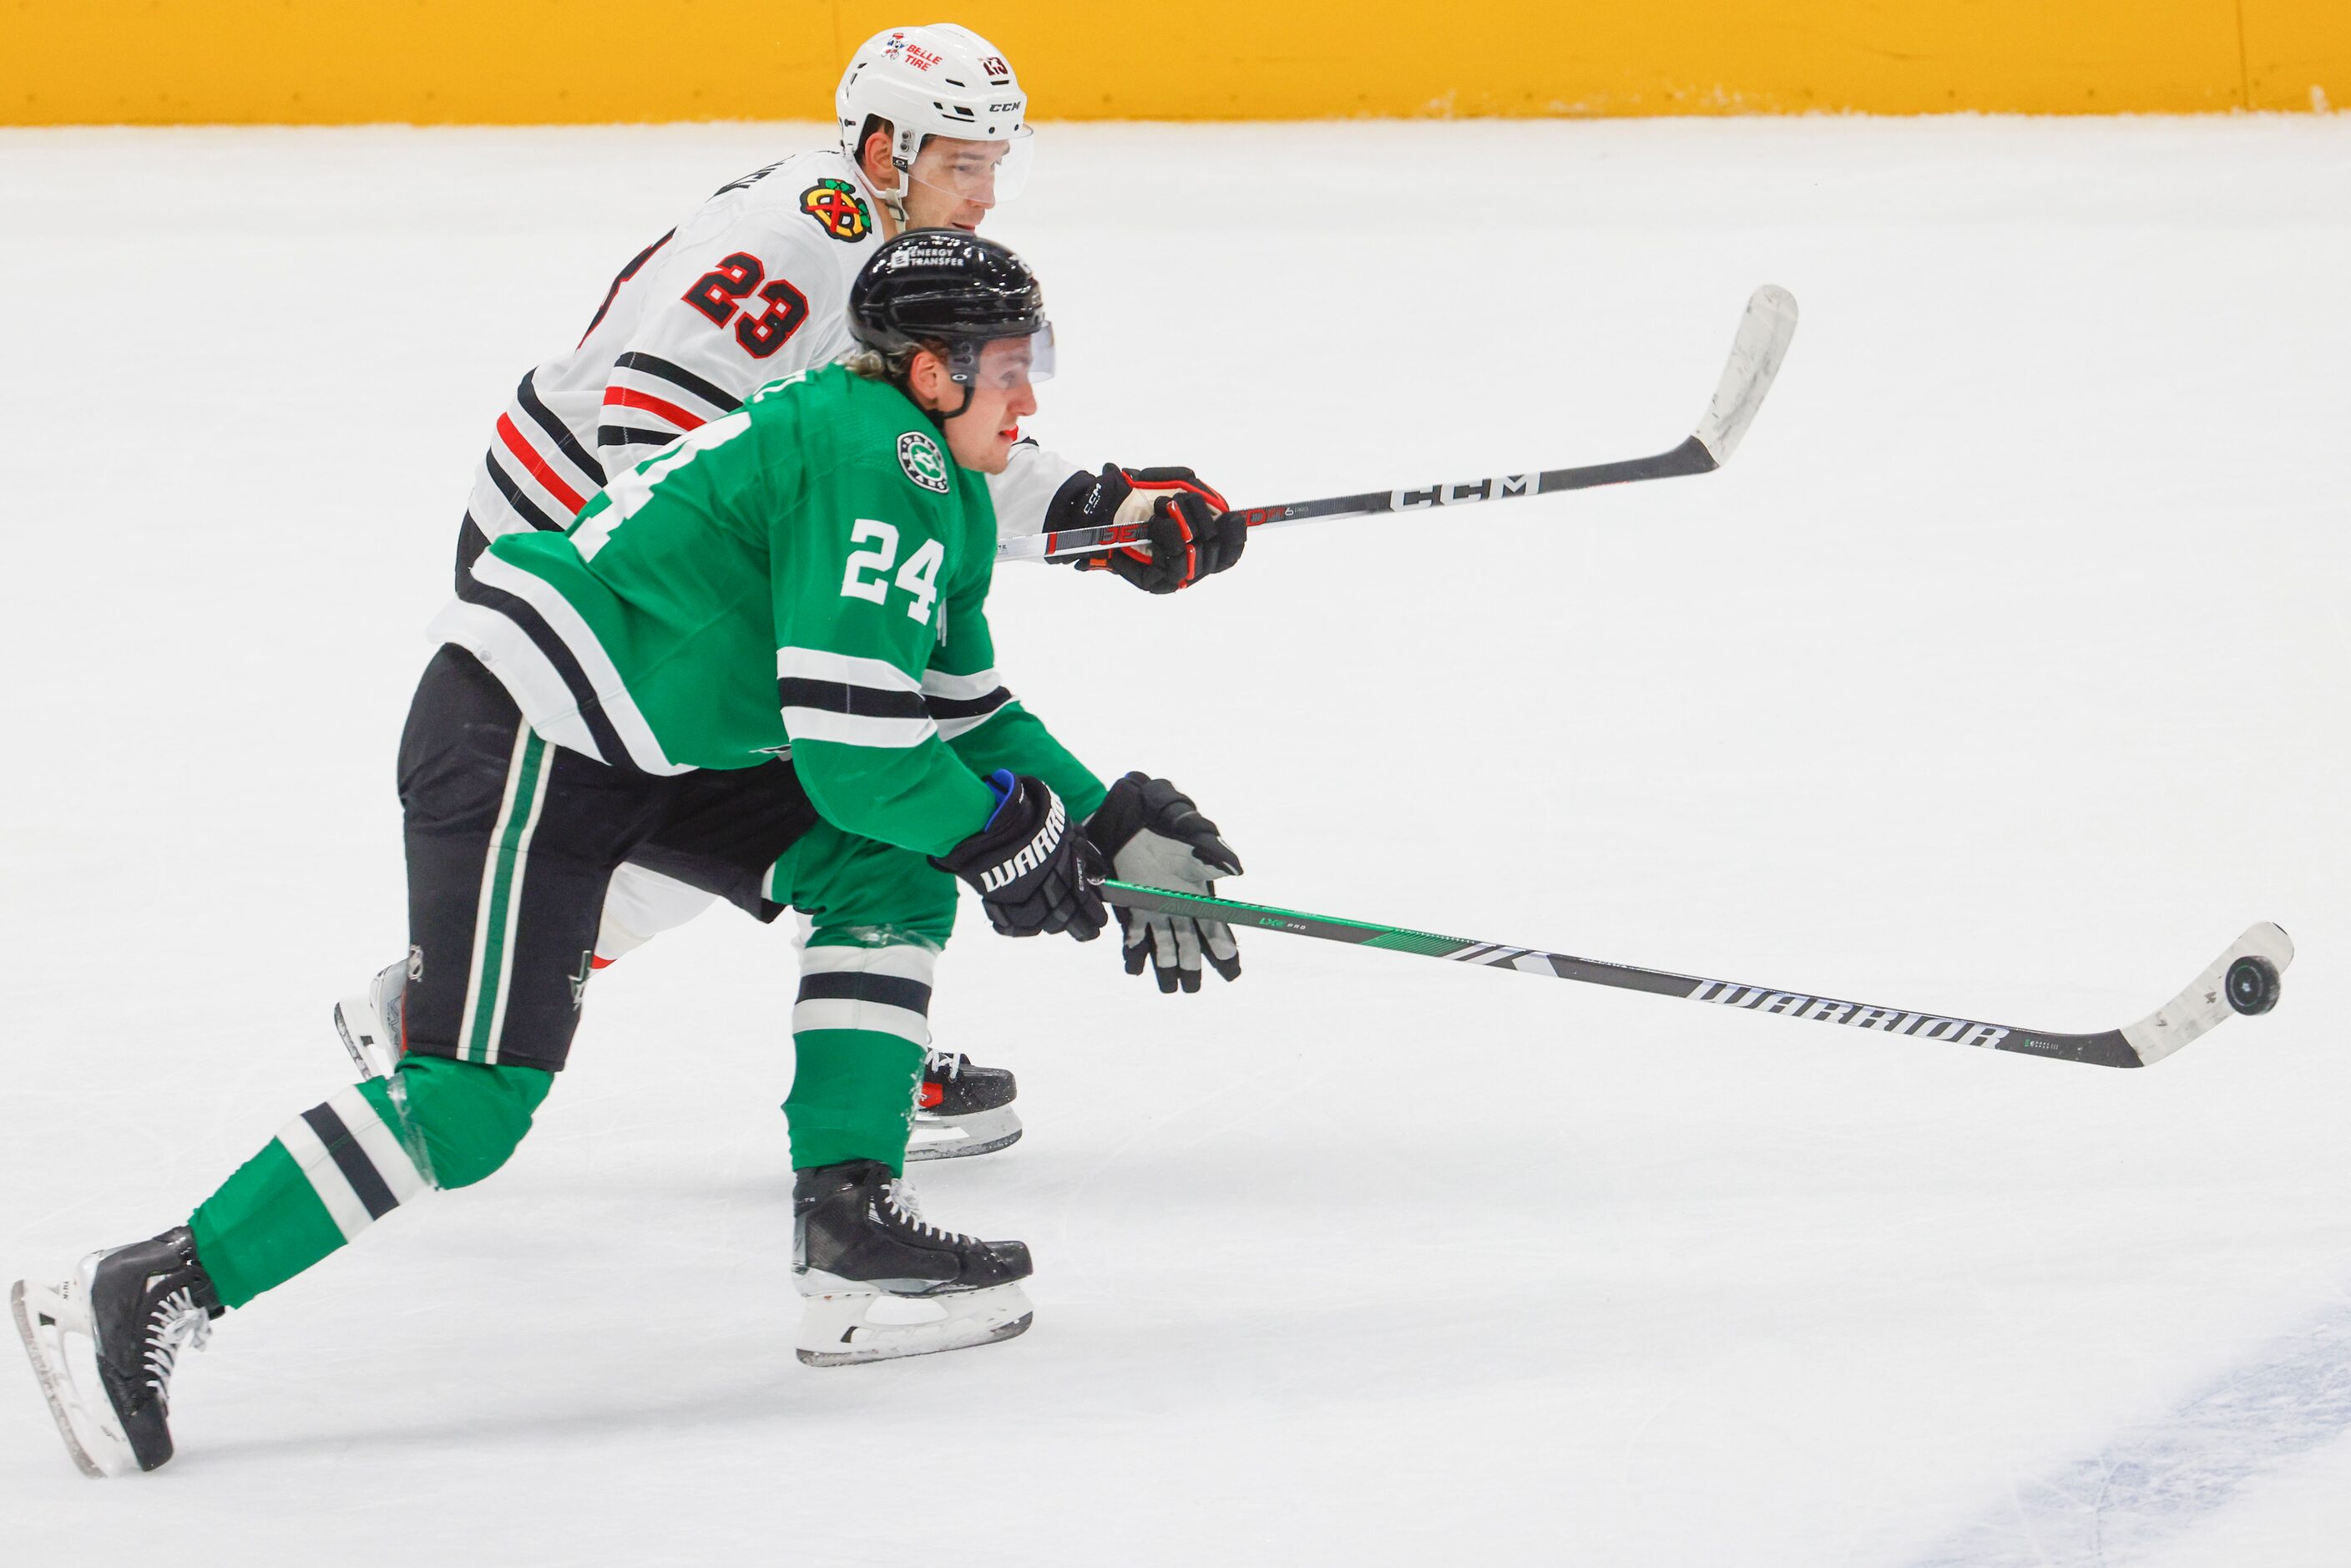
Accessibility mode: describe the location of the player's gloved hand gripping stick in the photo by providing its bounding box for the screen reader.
[999,285,1800,566]
[932,771,1106,941]
[1100,881,2292,1070]
[1043,466,1246,592]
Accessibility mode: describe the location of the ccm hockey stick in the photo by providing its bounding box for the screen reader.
[1101,882,2292,1070]
[999,283,1799,564]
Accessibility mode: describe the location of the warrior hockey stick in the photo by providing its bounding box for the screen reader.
[1100,882,2292,1069]
[999,283,1799,564]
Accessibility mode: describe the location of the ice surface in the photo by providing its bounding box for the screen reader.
[0,115,2346,1565]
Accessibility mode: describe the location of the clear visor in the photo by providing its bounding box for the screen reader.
[906,127,1035,207]
[957,323,1056,388]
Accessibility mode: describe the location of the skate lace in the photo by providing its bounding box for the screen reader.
[923,1049,965,1083]
[882,1178,977,1247]
[142,1287,213,1399]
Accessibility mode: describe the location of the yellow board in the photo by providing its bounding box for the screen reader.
[2243,1,2351,111]
[3,2,2344,124]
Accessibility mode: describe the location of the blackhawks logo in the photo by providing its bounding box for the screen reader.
[801,179,871,242]
[897,431,950,493]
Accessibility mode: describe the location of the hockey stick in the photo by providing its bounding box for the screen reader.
[999,283,1799,564]
[1100,881,2292,1070]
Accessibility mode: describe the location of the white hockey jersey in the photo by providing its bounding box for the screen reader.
[458,148,1083,576]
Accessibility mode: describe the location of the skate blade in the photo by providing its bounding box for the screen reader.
[795,1280,1034,1368]
[904,1105,1023,1163]
[11,1277,130,1479]
[331,996,393,1080]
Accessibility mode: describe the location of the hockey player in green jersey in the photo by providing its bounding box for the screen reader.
[330,24,1247,1166]
[9,231,1244,1476]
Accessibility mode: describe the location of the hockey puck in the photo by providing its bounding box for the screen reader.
[2224,955,2281,1016]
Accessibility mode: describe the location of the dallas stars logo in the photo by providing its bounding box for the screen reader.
[801,179,871,242]
[897,431,950,493]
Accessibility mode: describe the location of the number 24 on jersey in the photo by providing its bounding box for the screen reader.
[841,520,943,623]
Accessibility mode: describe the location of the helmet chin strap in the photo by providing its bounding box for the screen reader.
[898,365,973,429]
[853,143,912,230]
[876,127,930,232]
[920,341,982,427]
[928,385,973,427]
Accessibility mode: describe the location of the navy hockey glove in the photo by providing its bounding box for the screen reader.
[932,771,1107,942]
[1049,464,1246,594]
[1084,772,1243,994]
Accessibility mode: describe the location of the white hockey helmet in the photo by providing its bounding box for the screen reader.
[836,24,1033,217]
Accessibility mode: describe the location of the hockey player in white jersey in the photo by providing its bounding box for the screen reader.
[333,24,1246,1161]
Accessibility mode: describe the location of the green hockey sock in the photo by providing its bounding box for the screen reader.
[781,934,938,1175]
[189,1057,550,1308]
[190,1078,426,1308]
[785,1029,925,1174]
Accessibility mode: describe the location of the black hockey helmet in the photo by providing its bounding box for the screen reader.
[848,230,1054,405]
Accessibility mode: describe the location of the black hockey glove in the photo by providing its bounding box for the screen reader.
[931,771,1108,942]
[1049,464,1246,594]
[1084,772,1243,994]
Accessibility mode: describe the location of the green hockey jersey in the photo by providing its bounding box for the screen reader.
[429,362,1105,859]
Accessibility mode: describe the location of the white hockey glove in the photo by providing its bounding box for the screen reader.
[1084,773,1242,994]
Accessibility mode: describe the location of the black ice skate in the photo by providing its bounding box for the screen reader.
[792,1159,1033,1367]
[907,1049,1021,1162]
[11,1227,223,1476]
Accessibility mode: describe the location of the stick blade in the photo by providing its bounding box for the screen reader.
[1693,285,1799,466]
[2119,922,2295,1067]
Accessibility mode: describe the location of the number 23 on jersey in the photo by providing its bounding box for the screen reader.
[683,251,810,360]
[841,520,944,623]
